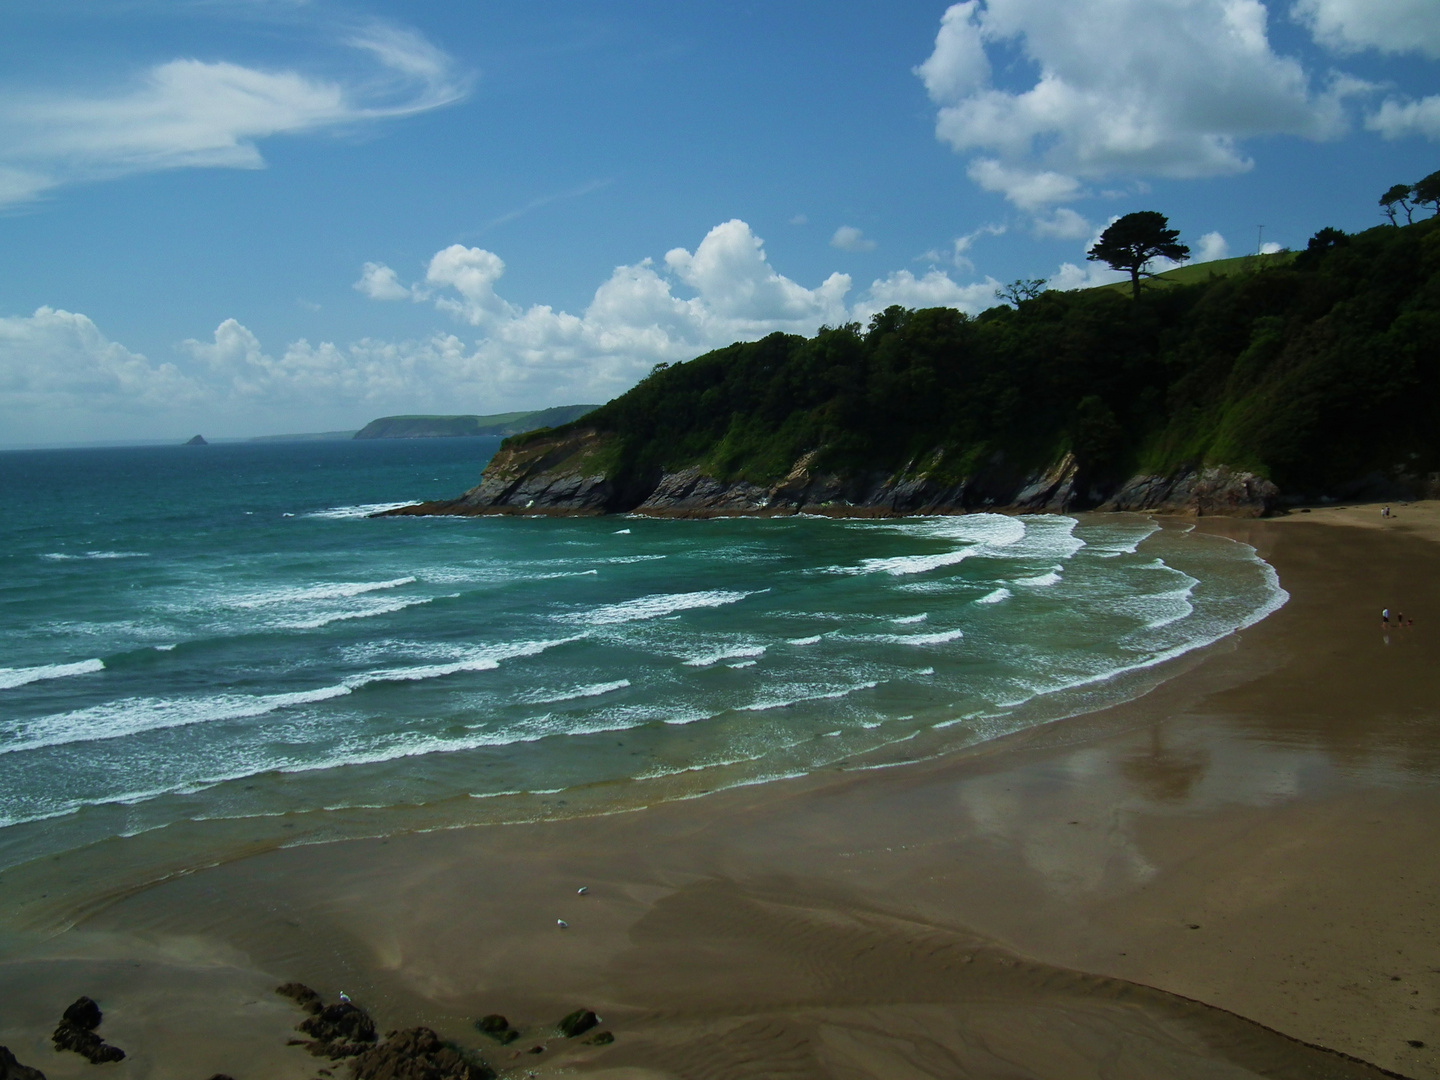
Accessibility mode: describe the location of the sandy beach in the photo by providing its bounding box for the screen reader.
[3,509,1439,1079]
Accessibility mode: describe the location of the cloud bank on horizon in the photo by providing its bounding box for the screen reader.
[0,0,1436,444]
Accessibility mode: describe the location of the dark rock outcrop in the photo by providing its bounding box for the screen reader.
[348,1028,494,1080]
[382,430,1279,520]
[473,1016,517,1045]
[0,1045,46,1080]
[275,984,377,1059]
[557,1009,598,1038]
[51,997,124,1064]
[185,434,207,446]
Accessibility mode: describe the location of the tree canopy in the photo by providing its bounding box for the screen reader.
[1086,211,1190,300]
[516,214,1440,502]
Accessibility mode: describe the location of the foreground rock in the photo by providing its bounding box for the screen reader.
[0,1046,46,1080]
[276,983,377,1059]
[383,430,1279,520]
[349,1028,494,1080]
[51,997,124,1064]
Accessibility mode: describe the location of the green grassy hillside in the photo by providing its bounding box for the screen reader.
[510,218,1440,502]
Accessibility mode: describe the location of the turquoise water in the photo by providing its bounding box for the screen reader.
[0,439,1285,889]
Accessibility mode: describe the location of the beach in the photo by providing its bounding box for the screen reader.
[2,509,1438,1079]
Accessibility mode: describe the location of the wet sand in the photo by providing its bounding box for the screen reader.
[3,514,1440,1079]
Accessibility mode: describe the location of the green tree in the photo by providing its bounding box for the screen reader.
[1413,171,1440,216]
[1086,211,1190,301]
[996,278,1047,305]
[1380,183,1415,225]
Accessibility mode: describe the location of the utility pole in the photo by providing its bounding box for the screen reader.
[1256,225,1265,255]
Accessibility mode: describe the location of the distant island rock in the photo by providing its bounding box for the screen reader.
[184,435,207,445]
[353,405,598,440]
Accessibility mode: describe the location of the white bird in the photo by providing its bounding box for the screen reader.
[556,919,569,929]
[339,992,352,1004]
[577,886,589,895]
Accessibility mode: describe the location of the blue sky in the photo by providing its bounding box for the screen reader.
[1,0,1437,444]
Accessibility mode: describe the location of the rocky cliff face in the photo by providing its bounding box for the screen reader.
[382,428,1279,519]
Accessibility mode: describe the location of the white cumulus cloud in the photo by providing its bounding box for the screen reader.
[918,0,1357,208]
[0,22,467,207]
[7,220,1041,444]
[0,307,205,443]
[1367,96,1440,141]
[1195,231,1231,262]
[1293,0,1440,59]
[830,225,877,252]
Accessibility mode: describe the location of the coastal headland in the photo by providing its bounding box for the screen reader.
[1,508,1437,1079]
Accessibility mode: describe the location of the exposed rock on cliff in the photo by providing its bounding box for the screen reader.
[381,431,1278,520]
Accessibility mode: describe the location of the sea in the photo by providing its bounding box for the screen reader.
[0,438,1287,923]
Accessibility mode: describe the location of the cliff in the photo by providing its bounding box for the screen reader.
[382,428,1281,519]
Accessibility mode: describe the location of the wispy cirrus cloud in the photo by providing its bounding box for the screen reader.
[0,21,469,208]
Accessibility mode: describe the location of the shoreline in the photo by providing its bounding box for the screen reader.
[2,512,1438,1078]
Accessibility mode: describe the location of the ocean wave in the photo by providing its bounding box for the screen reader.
[353,637,583,686]
[1013,568,1062,587]
[40,550,148,561]
[524,679,631,705]
[231,576,417,609]
[0,658,105,691]
[683,644,766,667]
[605,554,667,564]
[729,660,758,669]
[276,595,441,630]
[306,502,416,520]
[861,628,965,646]
[742,681,881,712]
[1,683,354,756]
[571,589,762,626]
[786,635,823,646]
[975,587,1011,604]
[830,547,980,577]
[890,613,928,624]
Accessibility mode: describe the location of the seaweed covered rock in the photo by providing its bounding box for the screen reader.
[0,1045,47,1080]
[349,1028,494,1080]
[51,997,125,1064]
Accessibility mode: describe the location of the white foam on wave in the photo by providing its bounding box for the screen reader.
[536,569,600,579]
[832,547,980,577]
[40,551,148,561]
[277,594,442,630]
[1,684,354,756]
[831,513,1029,577]
[1083,519,1160,558]
[0,658,105,691]
[742,681,880,712]
[787,635,823,646]
[2,637,581,756]
[890,613,928,624]
[1014,568,1062,587]
[683,644,766,667]
[729,660,757,669]
[614,528,632,534]
[862,628,965,646]
[232,577,417,609]
[355,636,582,686]
[306,502,415,520]
[525,679,631,705]
[976,587,1011,605]
[572,589,762,626]
[1005,515,1086,562]
[605,554,667,564]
